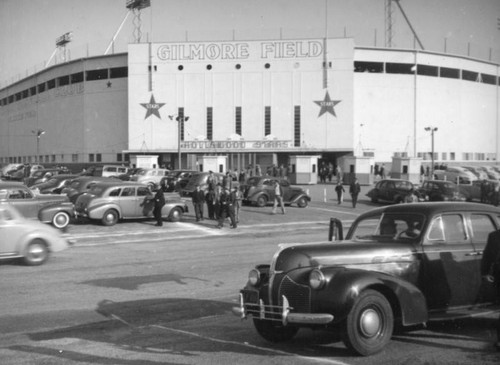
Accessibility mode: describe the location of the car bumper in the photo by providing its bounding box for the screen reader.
[232,292,334,326]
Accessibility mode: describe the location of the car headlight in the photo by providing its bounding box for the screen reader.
[309,269,326,290]
[248,269,260,286]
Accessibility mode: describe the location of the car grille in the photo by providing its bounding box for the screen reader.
[277,275,311,313]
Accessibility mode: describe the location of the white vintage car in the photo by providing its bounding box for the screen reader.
[0,203,72,266]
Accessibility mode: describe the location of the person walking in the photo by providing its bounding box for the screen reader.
[206,170,218,191]
[234,186,243,223]
[335,181,345,204]
[213,183,223,220]
[152,183,166,226]
[272,179,285,214]
[481,229,500,351]
[335,165,343,184]
[205,186,216,220]
[217,187,236,228]
[192,184,205,222]
[349,177,361,208]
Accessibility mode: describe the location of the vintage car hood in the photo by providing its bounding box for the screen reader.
[273,241,416,272]
[74,193,94,210]
[32,193,69,203]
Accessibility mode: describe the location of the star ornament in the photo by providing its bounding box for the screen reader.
[141,94,165,119]
[314,91,341,117]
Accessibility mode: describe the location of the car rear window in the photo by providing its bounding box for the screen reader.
[470,214,497,243]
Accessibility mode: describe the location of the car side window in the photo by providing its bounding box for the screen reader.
[9,189,31,199]
[469,214,497,243]
[109,188,121,197]
[137,187,149,196]
[427,214,467,243]
[120,187,135,197]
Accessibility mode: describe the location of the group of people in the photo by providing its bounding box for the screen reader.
[319,163,343,184]
[334,177,361,208]
[196,170,244,228]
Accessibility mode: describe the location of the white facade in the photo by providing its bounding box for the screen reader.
[1,37,499,171]
[127,38,355,159]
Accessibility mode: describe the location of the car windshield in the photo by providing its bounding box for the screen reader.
[87,185,109,196]
[246,177,261,186]
[349,213,425,242]
[69,180,83,188]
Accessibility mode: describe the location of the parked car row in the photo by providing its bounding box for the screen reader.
[0,167,189,230]
[433,165,500,184]
[367,178,499,205]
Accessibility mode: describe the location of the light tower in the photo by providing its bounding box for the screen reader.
[45,32,72,68]
[105,0,151,55]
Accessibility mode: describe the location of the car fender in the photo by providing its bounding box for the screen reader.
[316,267,428,326]
[87,202,122,219]
[38,202,75,223]
[288,192,311,204]
[16,224,69,254]
[248,191,270,203]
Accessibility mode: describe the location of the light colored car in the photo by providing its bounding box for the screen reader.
[478,166,500,180]
[129,168,170,187]
[434,166,477,184]
[90,165,131,178]
[74,181,188,226]
[462,166,488,180]
[458,179,500,203]
[0,182,75,229]
[0,203,71,265]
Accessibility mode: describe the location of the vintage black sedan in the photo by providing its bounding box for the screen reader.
[416,180,466,201]
[233,202,500,356]
[241,176,310,208]
[366,178,414,204]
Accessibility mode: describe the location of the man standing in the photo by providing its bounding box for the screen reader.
[481,229,500,351]
[272,179,285,214]
[217,187,236,229]
[205,186,216,220]
[349,177,361,208]
[233,186,243,223]
[153,183,166,226]
[335,181,345,204]
[192,184,205,222]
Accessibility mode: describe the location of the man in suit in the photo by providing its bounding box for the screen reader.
[152,182,166,226]
[481,229,500,351]
[192,184,205,222]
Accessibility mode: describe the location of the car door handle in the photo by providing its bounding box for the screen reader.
[465,251,480,256]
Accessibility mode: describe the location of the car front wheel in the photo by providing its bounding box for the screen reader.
[342,289,394,356]
[101,209,119,226]
[297,196,308,208]
[23,239,49,266]
[256,195,268,207]
[168,207,182,222]
[253,318,298,342]
[52,211,70,229]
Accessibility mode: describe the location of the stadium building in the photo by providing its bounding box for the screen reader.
[1,37,499,175]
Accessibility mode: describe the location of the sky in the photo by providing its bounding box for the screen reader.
[0,0,499,87]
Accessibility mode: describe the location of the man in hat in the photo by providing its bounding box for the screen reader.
[217,186,236,229]
[152,182,166,226]
[192,184,205,222]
